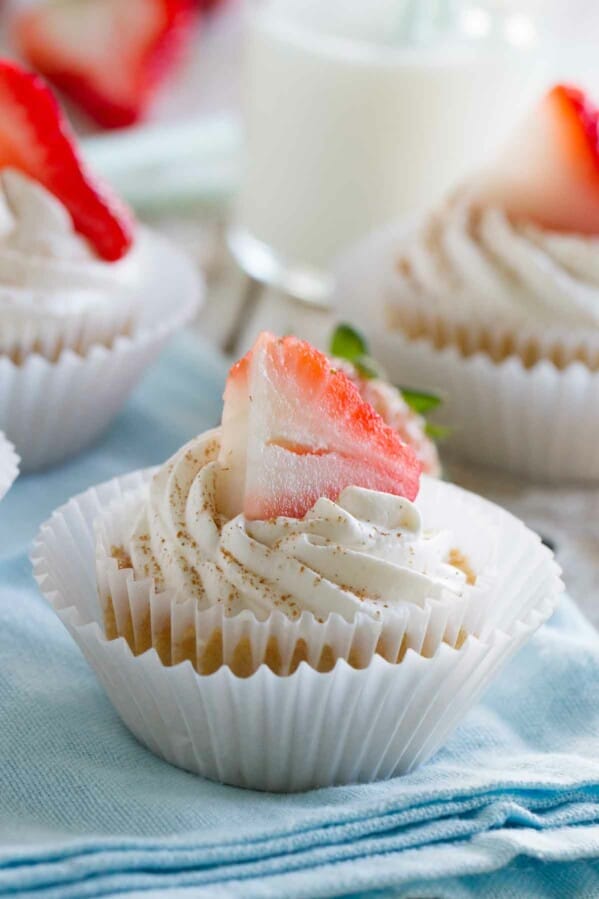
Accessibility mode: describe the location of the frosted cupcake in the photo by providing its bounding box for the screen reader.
[0,61,201,469]
[35,332,561,789]
[35,333,561,789]
[0,431,19,501]
[336,85,599,481]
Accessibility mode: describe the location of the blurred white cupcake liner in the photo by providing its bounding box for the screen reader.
[335,222,599,482]
[0,229,202,472]
[0,430,19,501]
[32,470,562,791]
[0,296,137,364]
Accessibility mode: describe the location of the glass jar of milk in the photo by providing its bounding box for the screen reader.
[229,0,545,304]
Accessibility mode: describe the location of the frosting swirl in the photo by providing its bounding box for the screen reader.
[0,169,141,356]
[126,430,472,623]
[392,191,599,328]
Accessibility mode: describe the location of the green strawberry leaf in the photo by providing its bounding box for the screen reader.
[400,388,443,415]
[425,422,451,442]
[330,324,369,362]
[353,355,384,380]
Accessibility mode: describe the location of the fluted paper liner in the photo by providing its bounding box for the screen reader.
[335,221,599,482]
[0,430,18,501]
[0,293,137,365]
[32,470,562,791]
[0,230,201,471]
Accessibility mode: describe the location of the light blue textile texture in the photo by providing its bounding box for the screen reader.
[1,332,598,899]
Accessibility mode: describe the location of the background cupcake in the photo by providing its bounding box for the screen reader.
[0,61,201,471]
[34,333,562,791]
[336,85,599,482]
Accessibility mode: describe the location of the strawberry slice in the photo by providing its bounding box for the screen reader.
[0,60,133,261]
[16,0,197,130]
[477,84,599,234]
[218,333,421,521]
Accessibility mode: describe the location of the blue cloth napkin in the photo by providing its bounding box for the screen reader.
[1,332,599,899]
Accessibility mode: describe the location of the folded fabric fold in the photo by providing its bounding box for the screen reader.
[1,333,598,899]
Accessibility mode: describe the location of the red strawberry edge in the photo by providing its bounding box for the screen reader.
[0,60,134,261]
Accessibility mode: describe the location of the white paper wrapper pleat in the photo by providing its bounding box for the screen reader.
[0,430,18,501]
[335,222,599,482]
[0,293,137,364]
[0,230,202,471]
[32,471,562,791]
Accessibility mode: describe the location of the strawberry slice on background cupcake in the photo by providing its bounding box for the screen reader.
[0,58,134,261]
[476,84,599,235]
[15,0,198,129]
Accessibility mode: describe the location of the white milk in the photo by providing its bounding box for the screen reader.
[230,0,545,300]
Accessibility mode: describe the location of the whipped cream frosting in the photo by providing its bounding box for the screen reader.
[392,191,599,328]
[125,430,472,623]
[0,169,141,345]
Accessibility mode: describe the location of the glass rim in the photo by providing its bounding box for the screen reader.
[245,1,539,67]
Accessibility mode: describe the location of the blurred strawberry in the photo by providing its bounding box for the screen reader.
[0,60,133,259]
[477,85,599,234]
[16,0,198,129]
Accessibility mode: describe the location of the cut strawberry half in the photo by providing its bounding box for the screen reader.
[218,333,421,521]
[0,60,133,261]
[476,84,599,234]
[16,0,197,130]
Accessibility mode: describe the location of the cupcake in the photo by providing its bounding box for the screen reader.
[0,60,201,470]
[0,430,19,501]
[34,333,562,790]
[336,85,599,481]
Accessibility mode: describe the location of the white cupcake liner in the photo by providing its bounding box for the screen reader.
[0,230,202,472]
[335,222,599,482]
[31,470,562,791]
[0,430,19,500]
[0,294,137,364]
[387,305,599,369]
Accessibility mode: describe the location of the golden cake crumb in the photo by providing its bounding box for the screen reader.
[111,546,132,570]
[448,548,476,586]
